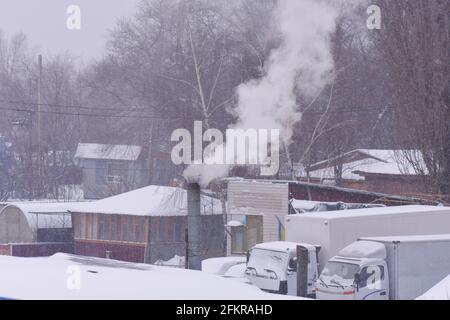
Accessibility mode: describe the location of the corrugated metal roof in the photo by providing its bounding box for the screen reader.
[1,202,86,230]
[74,143,142,161]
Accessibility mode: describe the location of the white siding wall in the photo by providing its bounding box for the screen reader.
[227,181,289,245]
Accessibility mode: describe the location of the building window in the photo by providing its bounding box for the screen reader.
[175,219,182,243]
[122,218,127,242]
[167,218,174,243]
[92,215,98,239]
[141,220,146,243]
[128,216,133,242]
[159,218,165,242]
[95,161,107,184]
[116,217,121,241]
[80,213,86,239]
[110,217,115,241]
[98,215,105,240]
[135,224,140,242]
[106,162,126,184]
[231,226,246,254]
[74,215,81,239]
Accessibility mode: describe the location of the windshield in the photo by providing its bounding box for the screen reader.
[321,261,359,281]
[247,248,288,278]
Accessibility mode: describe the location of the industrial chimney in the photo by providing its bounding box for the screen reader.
[186,182,202,270]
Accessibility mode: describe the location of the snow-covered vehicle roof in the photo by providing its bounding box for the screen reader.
[253,241,317,252]
[70,185,223,216]
[337,240,387,260]
[0,254,305,300]
[202,256,246,275]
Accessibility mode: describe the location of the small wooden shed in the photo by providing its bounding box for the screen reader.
[70,185,225,264]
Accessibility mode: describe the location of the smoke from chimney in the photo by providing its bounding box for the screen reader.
[184,0,352,187]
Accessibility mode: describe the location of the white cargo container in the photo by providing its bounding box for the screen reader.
[285,205,450,270]
[317,235,450,300]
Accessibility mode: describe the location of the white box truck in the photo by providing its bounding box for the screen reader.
[285,205,450,270]
[245,205,450,296]
[316,234,450,300]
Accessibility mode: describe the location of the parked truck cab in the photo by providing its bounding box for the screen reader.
[317,235,450,300]
[316,241,389,300]
[244,242,318,297]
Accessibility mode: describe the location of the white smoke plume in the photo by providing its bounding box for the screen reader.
[184,0,346,187]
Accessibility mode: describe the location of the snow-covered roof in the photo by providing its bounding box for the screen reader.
[74,143,142,161]
[290,199,384,213]
[226,220,245,227]
[307,149,427,181]
[1,202,86,230]
[70,185,223,216]
[417,275,450,300]
[0,253,305,300]
[337,240,387,260]
[290,205,450,220]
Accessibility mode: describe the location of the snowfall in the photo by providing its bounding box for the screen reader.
[0,254,304,300]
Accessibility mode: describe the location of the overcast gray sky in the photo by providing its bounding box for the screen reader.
[0,0,140,63]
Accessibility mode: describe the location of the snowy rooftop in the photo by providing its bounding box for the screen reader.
[74,143,142,161]
[307,149,427,181]
[70,185,223,216]
[0,253,303,300]
[290,199,384,213]
[1,202,87,230]
[289,205,450,220]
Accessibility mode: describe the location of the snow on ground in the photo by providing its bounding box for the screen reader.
[154,255,185,268]
[0,254,305,300]
[416,275,450,300]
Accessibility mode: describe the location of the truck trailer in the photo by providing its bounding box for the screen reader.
[246,205,450,296]
[317,234,450,300]
[285,205,450,269]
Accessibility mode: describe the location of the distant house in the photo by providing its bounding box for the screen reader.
[74,143,149,199]
[69,185,225,264]
[0,202,81,257]
[304,149,431,195]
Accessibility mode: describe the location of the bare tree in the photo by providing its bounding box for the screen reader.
[373,0,450,194]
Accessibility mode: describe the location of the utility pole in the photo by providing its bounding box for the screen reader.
[37,55,42,194]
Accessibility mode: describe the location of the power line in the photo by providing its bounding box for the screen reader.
[0,98,390,120]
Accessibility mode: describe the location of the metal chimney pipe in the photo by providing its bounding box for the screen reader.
[187,182,202,270]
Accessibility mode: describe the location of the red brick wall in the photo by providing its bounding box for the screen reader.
[10,243,73,257]
[74,240,146,263]
[0,244,11,256]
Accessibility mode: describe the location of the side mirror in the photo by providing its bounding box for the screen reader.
[246,250,250,263]
[354,273,361,291]
[288,257,298,272]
